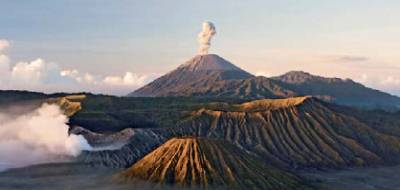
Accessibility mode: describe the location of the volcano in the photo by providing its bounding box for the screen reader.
[129,54,254,97]
[129,54,295,99]
[128,54,400,109]
[117,137,310,189]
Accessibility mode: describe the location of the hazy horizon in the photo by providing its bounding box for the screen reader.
[1,1,399,96]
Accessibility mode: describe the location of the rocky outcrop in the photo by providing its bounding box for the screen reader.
[48,95,86,116]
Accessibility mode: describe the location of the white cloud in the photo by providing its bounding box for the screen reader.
[0,55,10,76]
[60,69,97,84]
[0,40,11,85]
[0,54,10,65]
[380,76,400,86]
[11,58,46,84]
[0,40,10,51]
[0,39,157,95]
[59,70,156,95]
[354,74,400,96]
[83,73,96,84]
[60,69,79,78]
[103,72,149,86]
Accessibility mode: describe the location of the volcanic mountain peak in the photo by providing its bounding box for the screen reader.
[178,54,249,73]
[129,54,254,97]
[118,137,308,189]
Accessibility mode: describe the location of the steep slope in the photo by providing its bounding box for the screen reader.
[172,97,400,169]
[328,105,400,138]
[129,54,254,97]
[184,76,296,99]
[272,71,400,109]
[117,137,310,190]
[80,97,400,170]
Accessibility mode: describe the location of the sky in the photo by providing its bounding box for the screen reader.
[0,0,400,96]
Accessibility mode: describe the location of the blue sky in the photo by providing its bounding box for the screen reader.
[0,1,399,95]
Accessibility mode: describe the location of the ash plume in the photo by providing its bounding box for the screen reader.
[197,21,216,55]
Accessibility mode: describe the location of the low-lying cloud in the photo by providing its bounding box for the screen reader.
[0,103,91,171]
[0,39,157,95]
[0,40,9,51]
[336,55,369,62]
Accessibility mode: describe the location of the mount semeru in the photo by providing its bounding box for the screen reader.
[129,54,400,110]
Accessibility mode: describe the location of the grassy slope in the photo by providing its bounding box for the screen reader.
[70,95,246,132]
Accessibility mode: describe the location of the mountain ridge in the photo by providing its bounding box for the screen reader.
[129,54,400,109]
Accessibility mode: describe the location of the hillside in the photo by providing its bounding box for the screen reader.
[117,137,310,190]
[172,97,400,169]
[80,96,400,170]
[0,90,48,105]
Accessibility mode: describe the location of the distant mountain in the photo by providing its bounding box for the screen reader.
[272,71,400,109]
[117,137,309,189]
[130,54,255,97]
[128,54,400,109]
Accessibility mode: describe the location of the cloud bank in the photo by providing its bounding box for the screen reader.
[0,39,157,95]
[0,103,91,171]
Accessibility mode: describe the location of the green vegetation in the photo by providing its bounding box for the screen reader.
[70,95,246,132]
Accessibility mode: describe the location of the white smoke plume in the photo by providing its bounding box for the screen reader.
[0,103,91,171]
[198,21,216,55]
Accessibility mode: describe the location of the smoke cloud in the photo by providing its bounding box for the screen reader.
[198,21,216,55]
[0,103,91,171]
